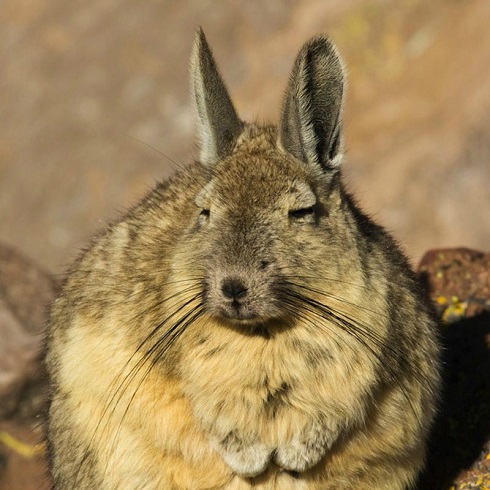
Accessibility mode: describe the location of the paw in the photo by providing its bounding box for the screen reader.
[274,437,325,472]
[212,434,272,477]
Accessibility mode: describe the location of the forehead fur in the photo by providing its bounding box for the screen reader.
[208,124,323,201]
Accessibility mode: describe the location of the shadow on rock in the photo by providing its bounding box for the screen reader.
[418,312,490,489]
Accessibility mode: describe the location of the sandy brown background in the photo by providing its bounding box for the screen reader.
[1,0,489,276]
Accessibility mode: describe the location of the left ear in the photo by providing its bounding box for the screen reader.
[190,28,244,166]
[278,36,345,171]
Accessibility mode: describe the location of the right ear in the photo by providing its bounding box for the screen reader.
[278,36,345,172]
[190,28,244,166]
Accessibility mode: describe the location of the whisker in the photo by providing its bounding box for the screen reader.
[279,286,433,429]
[281,272,387,301]
[73,284,204,486]
[283,282,434,385]
[283,278,391,322]
[102,302,205,479]
[125,133,187,172]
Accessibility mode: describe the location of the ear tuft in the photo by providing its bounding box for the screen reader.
[279,36,345,171]
[190,28,244,166]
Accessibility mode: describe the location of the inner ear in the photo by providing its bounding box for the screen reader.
[278,36,345,172]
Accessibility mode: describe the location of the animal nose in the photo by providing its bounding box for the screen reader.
[221,278,248,301]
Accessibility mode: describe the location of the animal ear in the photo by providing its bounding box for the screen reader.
[190,28,244,166]
[278,36,345,171]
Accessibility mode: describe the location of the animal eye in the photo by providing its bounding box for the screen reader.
[197,207,210,226]
[289,206,315,220]
[199,208,211,222]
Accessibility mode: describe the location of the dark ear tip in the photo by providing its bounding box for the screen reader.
[304,35,334,48]
[300,35,345,76]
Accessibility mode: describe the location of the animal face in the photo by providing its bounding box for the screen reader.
[185,130,343,328]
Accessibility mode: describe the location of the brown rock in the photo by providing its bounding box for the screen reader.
[0,244,57,488]
[417,248,490,490]
[419,247,490,320]
[0,245,59,335]
[0,420,49,490]
[0,299,41,418]
[0,244,59,419]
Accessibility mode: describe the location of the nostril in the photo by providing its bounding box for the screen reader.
[221,278,248,300]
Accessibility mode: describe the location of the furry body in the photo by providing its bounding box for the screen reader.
[46,32,440,489]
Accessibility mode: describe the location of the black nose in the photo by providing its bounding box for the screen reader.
[221,278,248,301]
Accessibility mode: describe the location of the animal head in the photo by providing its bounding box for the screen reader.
[176,29,350,329]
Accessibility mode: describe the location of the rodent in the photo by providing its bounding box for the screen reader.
[46,29,441,489]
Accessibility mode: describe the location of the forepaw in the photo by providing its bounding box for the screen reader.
[213,433,272,477]
[274,437,326,472]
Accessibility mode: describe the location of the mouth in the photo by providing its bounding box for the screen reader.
[210,308,290,339]
[217,306,260,322]
[202,282,285,335]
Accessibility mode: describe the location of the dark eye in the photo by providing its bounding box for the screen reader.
[289,206,315,220]
[197,207,210,226]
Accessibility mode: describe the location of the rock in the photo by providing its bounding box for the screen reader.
[417,248,490,490]
[0,244,57,488]
[0,244,58,419]
[0,245,59,335]
[0,420,49,490]
[418,247,490,320]
[0,299,42,418]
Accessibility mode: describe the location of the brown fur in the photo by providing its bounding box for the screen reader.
[46,30,440,489]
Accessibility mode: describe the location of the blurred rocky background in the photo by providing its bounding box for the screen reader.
[1,0,489,274]
[0,0,489,488]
